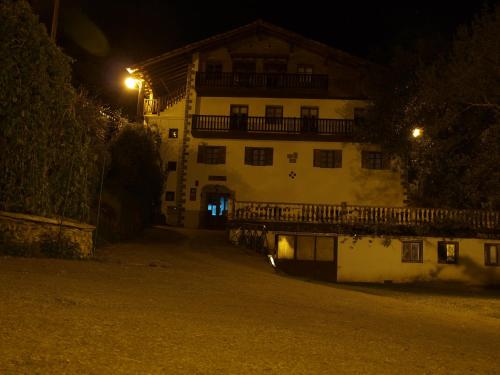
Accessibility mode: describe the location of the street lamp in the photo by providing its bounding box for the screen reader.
[412,127,423,138]
[124,73,144,123]
[406,127,424,202]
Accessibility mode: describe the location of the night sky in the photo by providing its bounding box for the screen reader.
[31,0,497,119]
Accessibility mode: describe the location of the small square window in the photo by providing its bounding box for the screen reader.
[484,244,499,266]
[402,241,423,263]
[168,129,179,138]
[437,242,459,264]
[166,161,177,171]
[165,191,175,201]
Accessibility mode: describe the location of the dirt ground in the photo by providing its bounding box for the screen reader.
[1,227,499,374]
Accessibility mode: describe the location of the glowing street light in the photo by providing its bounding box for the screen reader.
[124,76,141,90]
[412,127,423,138]
[124,72,144,123]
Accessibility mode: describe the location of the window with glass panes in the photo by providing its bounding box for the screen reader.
[437,242,459,264]
[402,241,423,263]
[265,106,283,124]
[484,244,499,266]
[362,151,390,170]
[244,147,273,166]
[313,149,342,168]
[197,145,226,164]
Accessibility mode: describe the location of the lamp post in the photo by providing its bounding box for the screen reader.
[124,76,144,123]
[406,127,424,201]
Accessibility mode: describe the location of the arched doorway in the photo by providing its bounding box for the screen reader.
[200,185,233,229]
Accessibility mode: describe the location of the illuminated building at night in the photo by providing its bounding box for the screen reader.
[128,21,499,284]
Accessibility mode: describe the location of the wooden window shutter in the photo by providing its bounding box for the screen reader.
[313,149,321,167]
[265,148,273,165]
[197,145,205,163]
[220,146,226,164]
[334,150,342,168]
[382,153,390,169]
[361,151,368,168]
[244,147,252,165]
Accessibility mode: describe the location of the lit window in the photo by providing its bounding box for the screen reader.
[168,128,178,138]
[437,242,459,264]
[402,241,423,263]
[485,244,499,266]
[275,235,334,262]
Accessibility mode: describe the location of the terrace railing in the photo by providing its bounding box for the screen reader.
[230,201,500,232]
[191,115,353,137]
[195,72,329,91]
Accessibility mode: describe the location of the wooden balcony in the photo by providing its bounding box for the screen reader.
[195,72,329,97]
[191,115,353,141]
[229,201,500,236]
[143,86,186,115]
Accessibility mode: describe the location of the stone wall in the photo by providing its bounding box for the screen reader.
[0,211,95,257]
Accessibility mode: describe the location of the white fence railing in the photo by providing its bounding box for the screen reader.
[230,201,500,231]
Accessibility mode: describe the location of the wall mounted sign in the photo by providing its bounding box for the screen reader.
[208,175,227,181]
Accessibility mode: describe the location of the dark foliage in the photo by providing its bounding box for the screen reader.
[100,125,164,238]
[356,5,500,210]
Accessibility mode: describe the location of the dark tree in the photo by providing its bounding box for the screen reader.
[358,5,500,210]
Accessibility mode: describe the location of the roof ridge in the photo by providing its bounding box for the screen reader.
[132,20,372,69]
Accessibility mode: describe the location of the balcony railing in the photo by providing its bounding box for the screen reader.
[195,72,329,91]
[191,115,353,138]
[143,86,186,114]
[230,201,500,233]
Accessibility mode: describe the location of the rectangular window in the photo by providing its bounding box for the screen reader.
[166,161,177,171]
[301,106,319,133]
[197,145,226,164]
[206,61,222,73]
[297,64,313,74]
[275,234,335,262]
[189,188,197,201]
[244,147,273,166]
[165,191,175,201]
[233,61,256,72]
[168,128,179,138]
[205,61,223,80]
[402,241,423,263]
[437,241,459,264]
[298,65,313,84]
[313,149,342,168]
[265,105,283,125]
[230,105,249,130]
[485,244,499,266]
[362,151,390,170]
[264,62,287,73]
